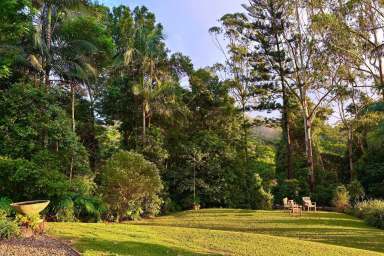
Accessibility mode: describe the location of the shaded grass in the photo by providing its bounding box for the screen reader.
[48,209,384,256]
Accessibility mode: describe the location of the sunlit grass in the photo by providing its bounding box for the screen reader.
[48,209,384,256]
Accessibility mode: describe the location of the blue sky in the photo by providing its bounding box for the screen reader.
[100,0,247,68]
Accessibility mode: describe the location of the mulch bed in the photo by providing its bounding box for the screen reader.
[0,236,80,256]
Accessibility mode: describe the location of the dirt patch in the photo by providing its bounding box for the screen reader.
[0,236,80,256]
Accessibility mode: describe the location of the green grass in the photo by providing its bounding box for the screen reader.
[48,209,384,256]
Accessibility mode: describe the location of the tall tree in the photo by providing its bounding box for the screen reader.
[243,0,294,179]
[107,6,169,148]
[279,0,340,190]
[209,13,259,167]
[32,0,86,86]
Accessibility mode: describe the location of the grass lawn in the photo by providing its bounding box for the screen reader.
[48,209,384,256]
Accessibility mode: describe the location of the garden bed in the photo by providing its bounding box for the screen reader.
[0,235,80,256]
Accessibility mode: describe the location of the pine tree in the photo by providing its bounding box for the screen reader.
[244,0,294,178]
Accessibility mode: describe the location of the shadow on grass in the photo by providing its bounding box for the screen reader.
[73,237,219,256]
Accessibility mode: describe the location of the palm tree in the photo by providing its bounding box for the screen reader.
[115,6,167,146]
[32,0,85,86]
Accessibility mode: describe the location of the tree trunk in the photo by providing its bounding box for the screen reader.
[86,84,98,171]
[303,100,315,191]
[45,3,52,87]
[69,83,76,182]
[348,125,354,181]
[142,100,146,146]
[71,84,76,132]
[193,164,196,204]
[242,103,249,168]
[282,84,293,179]
[369,5,384,100]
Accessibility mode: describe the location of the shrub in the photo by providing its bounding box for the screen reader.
[0,209,7,220]
[55,198,77,222]
[100,151,163,221]
[142,194,163,217]
[332,185,350,212]
[0,197,13,217]
[0,219,20,239]
[73,195,107,222]
[255,188,273,210]
[313,184,336,206]
[15,214,41,232]
[352,200,384,229]
[54,195,106,223]
[347,180,365,206]
[253,174,273,210]
[161,198,182,214]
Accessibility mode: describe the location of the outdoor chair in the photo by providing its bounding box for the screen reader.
[283,197,290,211]
[302,197,317,211]
[288,200,302,216]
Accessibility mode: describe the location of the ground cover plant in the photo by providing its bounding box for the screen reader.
[49,209,384,256]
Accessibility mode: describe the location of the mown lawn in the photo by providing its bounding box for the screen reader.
[48,209,384,256]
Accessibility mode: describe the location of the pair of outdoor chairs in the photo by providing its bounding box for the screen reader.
[283,197,317,216]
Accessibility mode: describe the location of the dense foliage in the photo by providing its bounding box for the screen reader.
[0,0,384,224]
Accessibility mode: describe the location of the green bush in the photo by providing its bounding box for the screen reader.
[161,198,182,214]
[0,219,20,239]
[332,185,350,212]
[347,180,365,206]
[15,214,41,232]
[0,197,13,217]
[126,206,143,221]
[55,198,77,222]
[313,184,336,206]
[352,200,384,229]
[100,151,163,221]
[255,188,273,210]
[253,174,273,210]
[73,195,107,222]
[54,195,106,223]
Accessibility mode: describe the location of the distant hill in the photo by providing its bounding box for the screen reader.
[251,126,282,144]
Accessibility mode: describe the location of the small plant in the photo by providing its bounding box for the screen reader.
[0,197,14,217]
[0,209,7,220]
[15,214,42,233]
[126,207,143,221]
[0,219,20,239]
[332,185,350,212]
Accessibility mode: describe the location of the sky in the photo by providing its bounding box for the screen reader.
[100,0,247,68]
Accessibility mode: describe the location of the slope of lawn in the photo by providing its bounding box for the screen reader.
[48,209,384,256]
